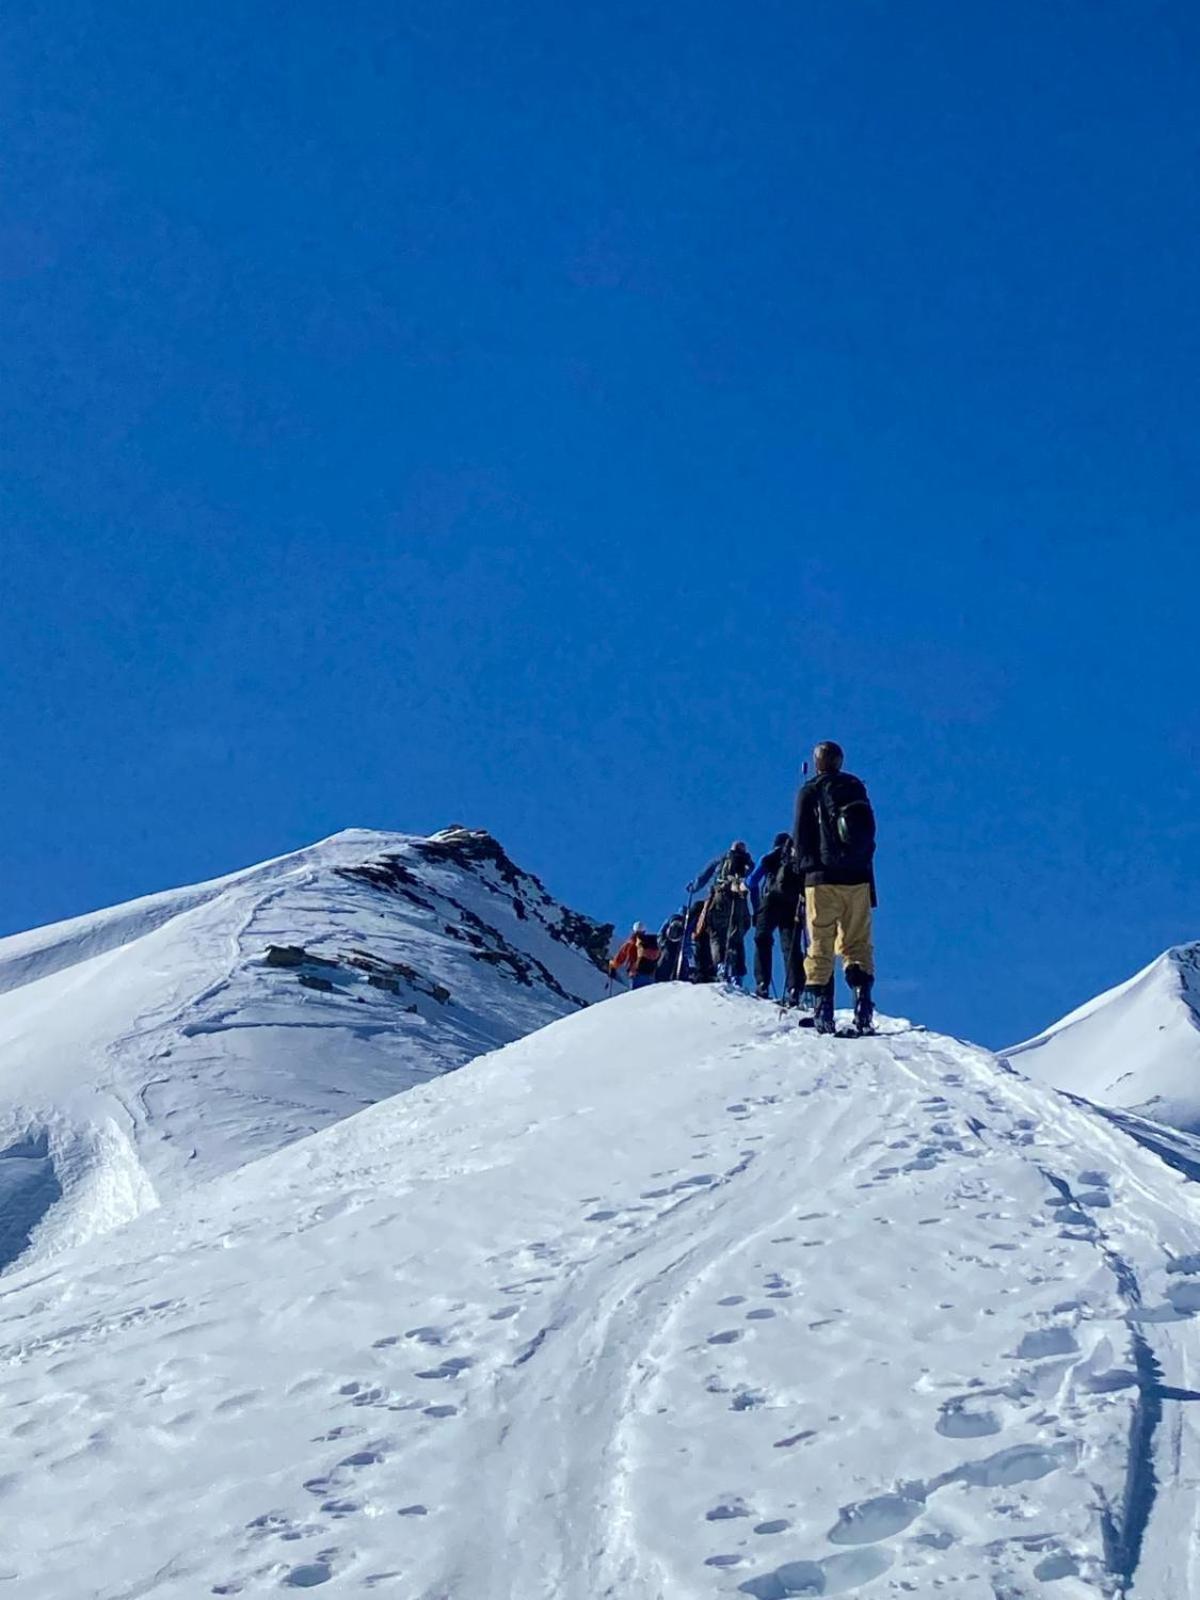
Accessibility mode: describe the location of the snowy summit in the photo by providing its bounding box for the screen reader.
[1008,943,1200,1136]
[0,827,612,1275]
[2,838,1200,1599]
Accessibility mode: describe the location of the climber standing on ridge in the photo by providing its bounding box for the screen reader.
[793,743,877,1034]
[692,840,755,985]
[748,831,804,1001]
[609,922,661,990]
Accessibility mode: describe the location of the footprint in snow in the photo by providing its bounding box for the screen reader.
[706,1497,751,1521]
[739,1549,893,1599]
[415,1357,474,1380]
[936,1401,1001,1439]
[707,1330,743,1345]
[828,1492,924,1544]
[1034,1552,1080,1580]
[718,1295,746,1307]
[283,1562,332,1588]
[1015,1327,1078,1359]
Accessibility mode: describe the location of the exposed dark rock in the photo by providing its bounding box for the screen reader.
[335,857,437,912]
[548,909,614,973]
[298,974,335,993]
[367,975,401,995]
[265,945,307,968]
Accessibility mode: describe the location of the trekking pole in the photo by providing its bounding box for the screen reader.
[675,887,695,980]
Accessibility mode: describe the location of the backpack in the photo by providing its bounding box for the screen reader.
[716,849,752,892]
[818,774,876,869]
[769,838,801,899]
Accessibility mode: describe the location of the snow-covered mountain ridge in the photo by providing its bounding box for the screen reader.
[3,986,1200,1599]
[0,827,612,1275]
[1008,943,1200,1134]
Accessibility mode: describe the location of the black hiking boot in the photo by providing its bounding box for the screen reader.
[847,967,876,1036]
[798,981,835,1034]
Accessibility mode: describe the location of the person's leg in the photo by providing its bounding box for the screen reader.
[753,911,774,996]
[708,915,726,978]
[838,884,875,977]
[803,887,837,989]
[693,924,715,982]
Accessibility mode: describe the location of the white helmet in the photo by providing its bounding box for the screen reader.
[632,920,645,933]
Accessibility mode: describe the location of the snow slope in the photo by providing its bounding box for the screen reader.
[0,827,611,1273]
[3,987,1200,1599]
[1007,944,1200,1133]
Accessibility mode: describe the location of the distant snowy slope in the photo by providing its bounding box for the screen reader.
[1007,944,1200,1133]
[0,827,611,1272]
[3,988,1200,1599]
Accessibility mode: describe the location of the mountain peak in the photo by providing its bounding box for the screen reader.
[1007,942,1200,1131]
[0,827,612,1274]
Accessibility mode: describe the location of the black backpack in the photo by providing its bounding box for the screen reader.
[769,838,801,898]
[818,774,876,870]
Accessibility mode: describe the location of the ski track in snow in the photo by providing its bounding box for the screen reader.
[3,988,1200,1598]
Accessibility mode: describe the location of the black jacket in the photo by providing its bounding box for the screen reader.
[793,771,877,894]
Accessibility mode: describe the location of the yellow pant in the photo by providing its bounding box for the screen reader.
[804,883,874,987]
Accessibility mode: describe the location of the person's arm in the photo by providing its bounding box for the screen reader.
[747,858,768,915]
[689,856,720,895]
[793,785,820,875]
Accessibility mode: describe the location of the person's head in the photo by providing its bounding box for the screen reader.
[774,831,790,849]
[813,741,844,774]
[730,839,747,854]
[632,920,645,934]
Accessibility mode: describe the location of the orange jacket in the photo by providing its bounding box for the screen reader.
[610,936,640,975]
[610,932,659,975]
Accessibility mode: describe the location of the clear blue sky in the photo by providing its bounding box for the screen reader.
[2,1,1198,1048]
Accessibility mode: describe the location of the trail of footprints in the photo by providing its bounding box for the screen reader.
[208,1096,784,1590]
[687,1077,1160,1595]
[208,1247,571,1593]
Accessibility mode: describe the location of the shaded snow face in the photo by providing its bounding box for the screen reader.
[0,826,612,1272]
[2,987,1199,1599]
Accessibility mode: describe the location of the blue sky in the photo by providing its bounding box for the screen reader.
[2,0,1198,1048]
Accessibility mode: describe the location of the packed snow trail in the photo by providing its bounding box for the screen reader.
[3,988,1200,1598]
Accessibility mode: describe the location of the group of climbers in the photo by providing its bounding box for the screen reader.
[608,741,878,1035]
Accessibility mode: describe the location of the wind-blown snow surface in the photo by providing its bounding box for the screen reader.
[1008,944,1200,1133]
[4,988,1200,1598]
[0,828,611,1273]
